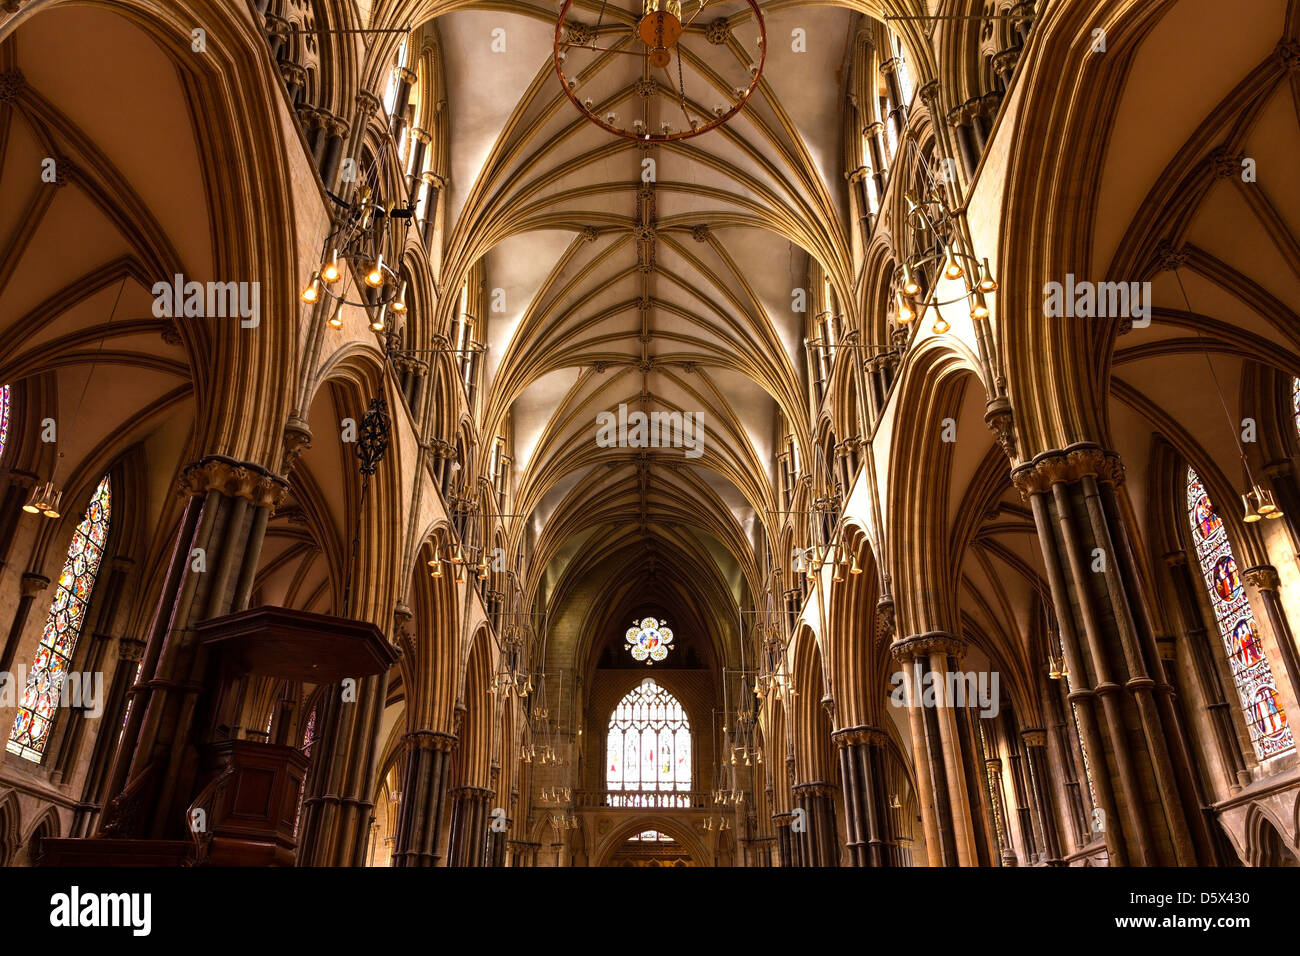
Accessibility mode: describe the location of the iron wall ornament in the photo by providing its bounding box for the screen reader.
[554,0,766,142]
[356,396,391,475]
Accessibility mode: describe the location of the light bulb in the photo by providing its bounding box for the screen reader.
[932,316,951,334]
[942,245,964,280]
[978,258,998,292]
[321,250,341,284]
[300,275,320,304]
[392,280,407,313]
[896,292,914,325]
[902,264,920,296]
[365,254,385,288]
[327,306,344,329]
[1242,493,1262,523]
[971,293,989,320]
[370,304,387,332]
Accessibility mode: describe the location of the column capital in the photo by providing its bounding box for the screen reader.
[403,728,457,752]
[1020,728,1047,747]
[890,630,967,662]
[831,725,887,748]
[1244,565,1280,592]
[20,572,50,596]
[117,637,147,663]
[792,781,837,799]
[176,455,290,509]
[1010,443,1124,498]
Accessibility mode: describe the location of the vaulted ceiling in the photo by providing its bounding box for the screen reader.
[431,1,856,670]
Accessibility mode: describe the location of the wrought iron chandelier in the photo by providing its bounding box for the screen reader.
[554,0,766,142]
[890,150,997,336]
[300,185,410,333]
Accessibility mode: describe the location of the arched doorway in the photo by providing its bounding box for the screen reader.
[607,829,695,868]
[594,818,709,867]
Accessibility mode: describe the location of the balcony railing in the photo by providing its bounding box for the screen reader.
[574,790,710,810]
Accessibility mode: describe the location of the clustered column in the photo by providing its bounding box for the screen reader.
[445,785,494,866]
[890,633,981,866]
[833,726,902,866]
[1013,443,1215,866]
[391,730,457,866]
[791,782,838,867]
[98,456,285,842]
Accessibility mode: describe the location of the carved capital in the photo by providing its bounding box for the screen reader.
[282,416,313,475]
[1010,444,1124,499]
[177,456,289,508]
[1020,729,1047,747]
[890,631,967,662]
[20,572,50,597]
[117,637,146,663]
[984,397,1017,461]
[1244,565,1280,592]
[875,594,896,644]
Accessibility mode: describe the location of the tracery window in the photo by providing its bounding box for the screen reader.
[7,474,111,762]
[606,678,691,806]
[1292,377,1299,437]
[1186,468,1294,759]
[0,384,9,461]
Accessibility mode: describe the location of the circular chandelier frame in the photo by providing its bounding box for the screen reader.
[553,0,767,143]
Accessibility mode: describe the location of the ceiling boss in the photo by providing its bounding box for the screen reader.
[554,0,766,142]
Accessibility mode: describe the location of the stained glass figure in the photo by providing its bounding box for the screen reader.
[1187,468,1294,759]
[0,384,9,461]
[7,475,111,762]
[1293,377,1300,437]
[625,616,674,664]
[607,678,690,806]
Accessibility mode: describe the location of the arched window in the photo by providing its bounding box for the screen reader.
[0,384,9,460]
[1292,377,1299,437]
[606,678,691,806]
[7,474,111,762]
[1186,468,1293,759]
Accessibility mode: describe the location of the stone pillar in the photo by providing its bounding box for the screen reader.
[1013,444,1215,865]
[0,571,49,675]
[1244,565,1300,726]
[297,617,396,868]
[406,128,431,204]
[833,725,896,866]
[391,730,457,866]
[773,812,794,866]
[792,782,838,866]
[1163,551,1250,789]
[98,457,287,842]
[50,557,136,785]
[388,67,418,140]
[1020,729,1063,865]
[72,635,146,838]
[891,633,981,865]
[446,785,493,866]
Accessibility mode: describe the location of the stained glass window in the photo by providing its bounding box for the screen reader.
[0,384,9,461]
[607,678,691,806]
[7,474,111,762]
[1186,468,1294,759]
[302,707,318,757]
[1292,377,1299,437]
[625,617,674,664]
